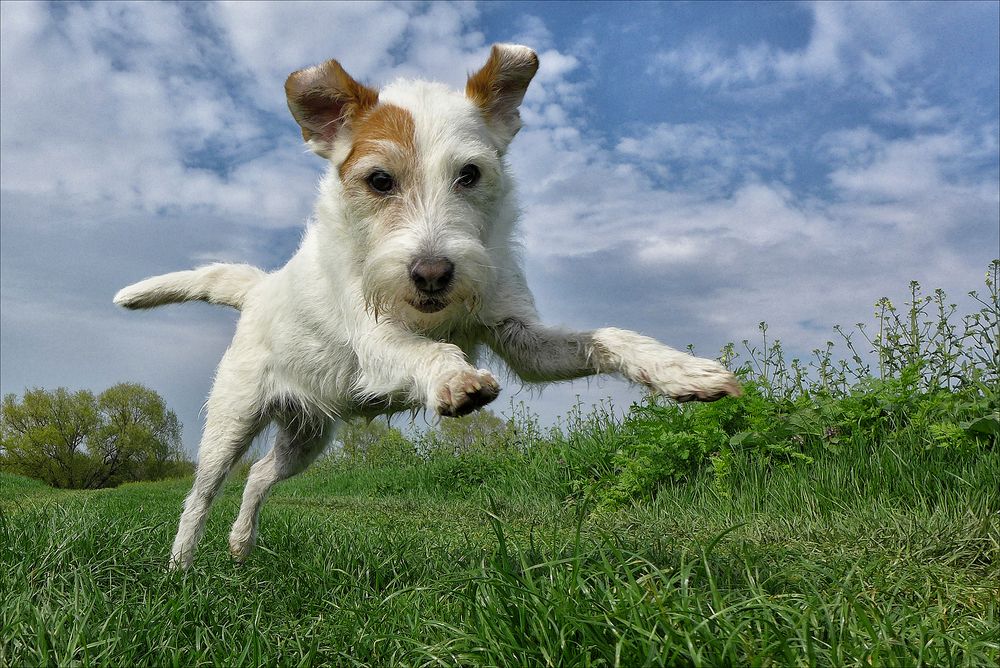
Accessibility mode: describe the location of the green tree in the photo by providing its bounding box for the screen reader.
[421,410,513,456]
[0,388,100,488]
[337,417,416,465]
[0,384,189,488]
[89,383,185,487]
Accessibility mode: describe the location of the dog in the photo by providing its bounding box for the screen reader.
[114,44,742,570]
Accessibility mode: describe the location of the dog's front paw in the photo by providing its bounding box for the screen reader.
[639,356,743,403]
[436,368,500,417]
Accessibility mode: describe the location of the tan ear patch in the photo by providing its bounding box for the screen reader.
[466,44,539,138]
[285,59,379,154]
[465,53,502,111]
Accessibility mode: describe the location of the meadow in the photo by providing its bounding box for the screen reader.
[2,265,997,666]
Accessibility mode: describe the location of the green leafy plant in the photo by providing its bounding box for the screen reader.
[586,261,998,507]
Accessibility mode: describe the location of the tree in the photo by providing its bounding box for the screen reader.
[0,384,190,488]
[337,417,416,465]
[0,388,100,488]
[420,410,514,456]
[90,383,185,487]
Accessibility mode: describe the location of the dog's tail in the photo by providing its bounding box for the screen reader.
[114,263,266,311]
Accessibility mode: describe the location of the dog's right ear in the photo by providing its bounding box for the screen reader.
[285,60,379,159]
[466,44,539,147]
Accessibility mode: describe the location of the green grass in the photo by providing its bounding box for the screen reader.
[2,423,997,666]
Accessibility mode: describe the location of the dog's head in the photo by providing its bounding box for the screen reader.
[285,45,539,326]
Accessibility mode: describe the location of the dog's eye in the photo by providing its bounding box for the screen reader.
[367,170,395,194]
[456,164,480,188]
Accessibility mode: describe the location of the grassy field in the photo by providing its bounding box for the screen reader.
[2,419,997,666]
[3,268,998,666]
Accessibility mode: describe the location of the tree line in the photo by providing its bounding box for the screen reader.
[1,383,192,489]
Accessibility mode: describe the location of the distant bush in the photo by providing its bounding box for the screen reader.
[336,417,419,467]
[418,410,522,490]
[0,383,192,489]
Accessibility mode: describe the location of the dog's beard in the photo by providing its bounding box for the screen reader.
[361,238,494,324]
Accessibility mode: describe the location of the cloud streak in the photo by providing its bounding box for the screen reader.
[649,3,920,95]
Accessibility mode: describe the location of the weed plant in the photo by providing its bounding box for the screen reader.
[1,262,997,666]
[575,260,998,508]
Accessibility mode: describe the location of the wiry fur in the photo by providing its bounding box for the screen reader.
[115,44,742,570]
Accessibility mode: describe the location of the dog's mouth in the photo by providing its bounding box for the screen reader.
[408,297,449,313]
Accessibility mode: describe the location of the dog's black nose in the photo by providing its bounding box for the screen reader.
[410,257,454,294]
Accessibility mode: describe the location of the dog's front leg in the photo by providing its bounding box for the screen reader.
[355,326,500,416]
[486,317,742,402]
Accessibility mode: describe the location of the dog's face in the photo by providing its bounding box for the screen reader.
[285,45,539,326]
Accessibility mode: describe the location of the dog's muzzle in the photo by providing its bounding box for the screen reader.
[409,257,454,313]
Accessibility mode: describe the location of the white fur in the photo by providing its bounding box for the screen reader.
[114,263,265,310]
[115,45,741,570]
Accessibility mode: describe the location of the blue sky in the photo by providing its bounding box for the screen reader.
[2,1,998,455]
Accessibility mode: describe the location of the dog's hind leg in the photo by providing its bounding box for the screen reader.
[169,352,266,570]
[228,415,333,563]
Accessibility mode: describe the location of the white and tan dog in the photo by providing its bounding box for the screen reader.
[115,45,742,570]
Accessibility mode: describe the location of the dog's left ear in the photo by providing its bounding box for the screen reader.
[466,44,539,146]
[285,60,379,159]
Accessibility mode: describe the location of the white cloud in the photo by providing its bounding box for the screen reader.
[617,124,733,162]
[0,2,529,230]
[826,131,996,206]
[613,122,792,193]
[651,2,920,95]
[509,80,995,363]
[210,1,412,109]
[0,1,318,226]
[509,14,555,52]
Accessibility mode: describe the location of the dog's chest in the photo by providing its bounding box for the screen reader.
[268,315,486,415]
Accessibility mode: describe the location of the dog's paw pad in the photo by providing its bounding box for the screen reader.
[437,369,500,417]
[673,377,743,403]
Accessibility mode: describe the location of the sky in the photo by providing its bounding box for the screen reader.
[2,1,998,456]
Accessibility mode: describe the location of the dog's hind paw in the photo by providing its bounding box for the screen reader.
[167,551,193,572]
[436,368,500,417]
[228,531,255,564]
